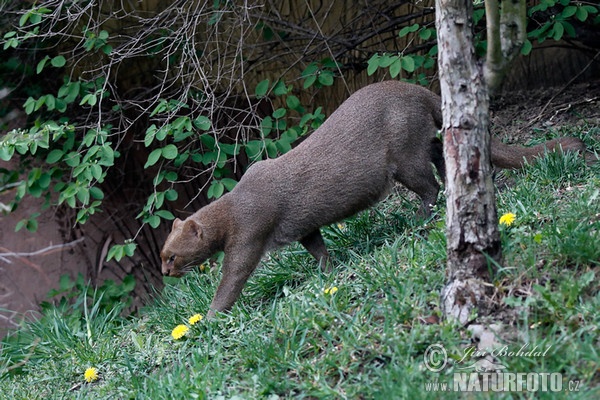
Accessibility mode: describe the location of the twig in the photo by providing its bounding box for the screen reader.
[5,338,41,373]
[0,237,85,260]
[527,50,600,128]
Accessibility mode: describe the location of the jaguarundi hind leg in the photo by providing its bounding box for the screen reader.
[394,165,440,218]
[300,230,330,272]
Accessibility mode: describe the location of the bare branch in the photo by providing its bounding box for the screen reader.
[0,238,85,262]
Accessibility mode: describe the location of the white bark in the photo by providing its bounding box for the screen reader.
[436,0,501,324]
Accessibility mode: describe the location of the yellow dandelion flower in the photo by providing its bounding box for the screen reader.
[499,212,516,226]
[188,314,203,325]
[84,367,99,383]
[199,264,206,272]
[171,324,189,340]
[324,286,338,295]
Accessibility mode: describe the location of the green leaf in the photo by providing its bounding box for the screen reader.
[286,95,301,110]
[156,126,169,141]
[562,21,576,38]
[473,8,486,25]
[275,139,292,154]
[317,72,334,86]
[64,152,81,167]
[272,108,286,119]
[51,55,66,67]
[107,242,137,262]
[77,187,90,205]
[15,219,27,232]
[265,141,278,158]
[46,149,64,163]
[144,125,157,147]
[34,97,46,112]
[29,13,42,25]
[172,116,191,131]
[99,145,115,167]
[155,210,175,220]
[321,58,338,69]
[367,55,380,76]
[301,63,319,78]
[200,133,216,149]
[145,148,162,168]
[146,215,161,228]
[193,115,211,131]
[255,79,270,98]
[45,95,56,111]
[37,56,50,74]
[401,56,415,72]
[207,181,225,199]
[521,39,533,55]
[161,144,178,160]
[90,186,104,199]
[19,12,30,27]
[553,22,564,41]
[65,81,81,103]
[575,7,588,22]
[90,164,103,180]
[221,178,237,191]
[202,151,217,165]
[389,59,402,78]
[273,81,289,96]
[80,93,97,106]
[378,55,396,68]
[398,23,419,38]
[0,146,15,161]
[303,75,317,89]
[220,143,240,156]
[261,116,273,137]
[23,97,35,115]
[419,28,433,40]
[165,189,178,201]
[562,6,577,18]
[106,245,122,262]
[245,140,263,160]
[428,45,438,57]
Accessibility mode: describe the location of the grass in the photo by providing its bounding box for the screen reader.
[1,125,599,399]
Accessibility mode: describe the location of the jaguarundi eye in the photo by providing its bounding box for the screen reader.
[168,255,176,264]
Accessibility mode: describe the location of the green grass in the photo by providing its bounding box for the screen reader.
[1,125,599,399]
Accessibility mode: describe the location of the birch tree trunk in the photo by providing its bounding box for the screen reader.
[436,0,501,324]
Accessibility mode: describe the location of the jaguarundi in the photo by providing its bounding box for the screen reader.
[160,80,586,318]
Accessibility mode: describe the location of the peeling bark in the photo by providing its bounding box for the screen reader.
[435,0,502,324]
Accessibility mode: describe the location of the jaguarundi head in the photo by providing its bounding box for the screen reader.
[160,218,211,277]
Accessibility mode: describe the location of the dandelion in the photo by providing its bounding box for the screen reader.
[188,314,203,325]
[199,263,206,272]
[84,367,99,383]
[499,212,516,226]
[324,286,338,295]
[171,324,189,340]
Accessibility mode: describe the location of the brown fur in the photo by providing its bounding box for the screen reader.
[160,81,585,317]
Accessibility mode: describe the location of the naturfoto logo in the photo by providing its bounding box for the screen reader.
[423,343,582,393]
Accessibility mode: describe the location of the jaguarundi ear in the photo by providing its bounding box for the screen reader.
[183,219,203,239]
[173,218,183,229]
